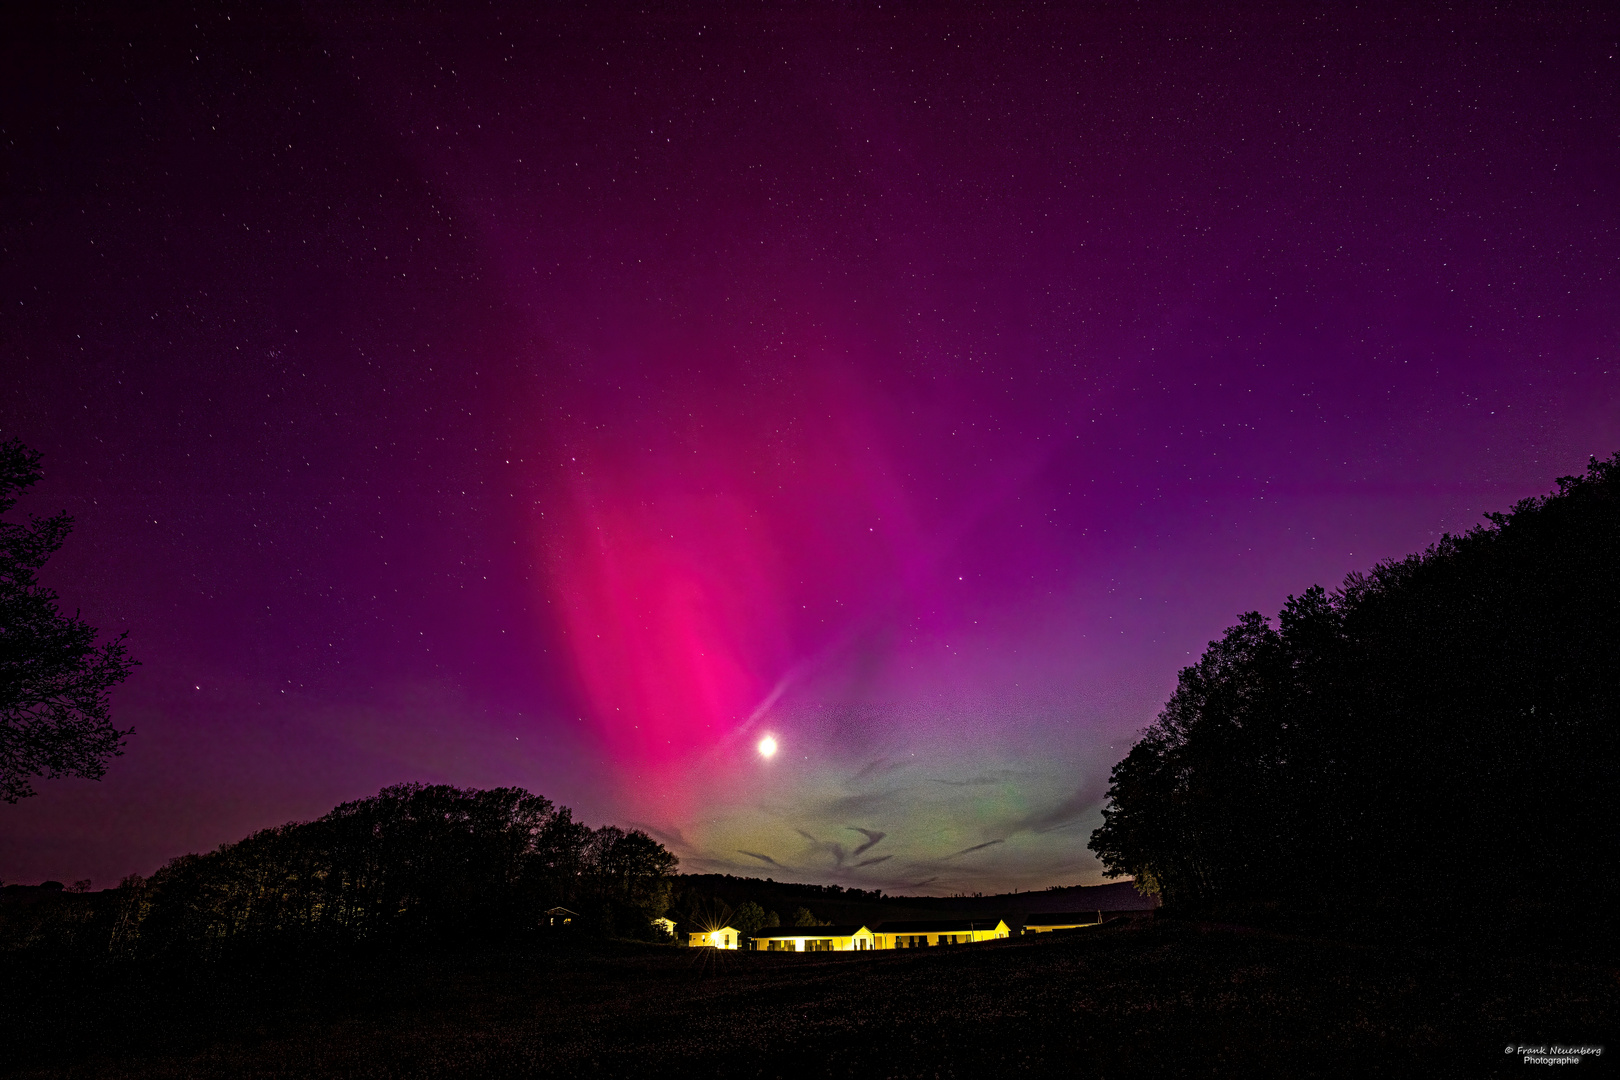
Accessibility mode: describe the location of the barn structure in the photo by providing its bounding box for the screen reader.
[745,924,876,951]
[870,919,1010,948]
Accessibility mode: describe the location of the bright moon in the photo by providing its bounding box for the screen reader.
[757,735,778,758]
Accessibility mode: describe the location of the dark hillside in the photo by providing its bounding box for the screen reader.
[898,880,1158,917]
[669,875,1155,931]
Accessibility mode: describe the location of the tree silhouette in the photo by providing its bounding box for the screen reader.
[67,783,681,961]
[1091,453,1620,916]
[731,900,768,934]
[0,440,137,802]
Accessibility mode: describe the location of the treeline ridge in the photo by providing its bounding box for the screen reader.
[2,783,677,960]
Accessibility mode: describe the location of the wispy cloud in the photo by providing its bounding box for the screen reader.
[925,770,1021,787]
[796,829,849,867]
[630,821,693,852]
[738,850,783,867]
[1015,781,1107,835]
[950,838,1005,858]
[851,757,914,783]
[821,789,904,818]
[850,827,886,856]
[854,854,893,868]
[677,853,741,872]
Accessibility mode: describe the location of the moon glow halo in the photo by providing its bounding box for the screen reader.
[757,735,778,759]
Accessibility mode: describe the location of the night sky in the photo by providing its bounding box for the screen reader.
[3,4,1616,893]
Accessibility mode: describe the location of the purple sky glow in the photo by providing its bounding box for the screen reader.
[2,4,1617,892]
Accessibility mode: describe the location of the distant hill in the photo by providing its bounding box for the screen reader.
[671,874,1156,930]
[917,880,1160,916]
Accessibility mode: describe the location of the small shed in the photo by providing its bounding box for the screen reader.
[545,906,580,927]
[745,924,876,952]
[689,925,741,949]
[651,917,676,937]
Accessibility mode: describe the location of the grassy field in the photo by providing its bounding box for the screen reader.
[1,917,1612,1078]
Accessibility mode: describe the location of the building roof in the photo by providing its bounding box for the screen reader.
[1023,912,1101,926]
[748,924,871,939]
[690,925,739,935]
[874,919,1008,934]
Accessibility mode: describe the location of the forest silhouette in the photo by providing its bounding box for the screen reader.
[3,784,677,961]
[1090,453,1620,922]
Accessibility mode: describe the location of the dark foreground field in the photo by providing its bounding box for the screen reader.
[2,918,1613,1078]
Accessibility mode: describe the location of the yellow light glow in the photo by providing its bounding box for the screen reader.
[758,735,778,758]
